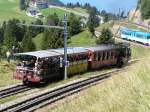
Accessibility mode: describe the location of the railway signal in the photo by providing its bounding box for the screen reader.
[18,14,68,80]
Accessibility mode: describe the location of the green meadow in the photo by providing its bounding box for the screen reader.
[0,0,34,24]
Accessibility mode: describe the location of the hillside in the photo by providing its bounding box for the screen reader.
[48,0,64,6]
[33,30,96,50]
[35,43,150,112]
[0,0,88,24]
[138,0,150,19]
[0,0,34,24]
[41,7,68,18]
[41,5,89,19]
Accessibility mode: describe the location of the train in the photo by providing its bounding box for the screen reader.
[120,27,150,46]
[14,43,131,85]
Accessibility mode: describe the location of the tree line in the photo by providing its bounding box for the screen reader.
[0,1,114,56]
[0,13,82,56]
[66,2,118,21]
[138,0,150,19]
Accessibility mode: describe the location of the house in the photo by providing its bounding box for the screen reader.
[26,6,43,18]
[29,0,48,9]
[98,15,104,24]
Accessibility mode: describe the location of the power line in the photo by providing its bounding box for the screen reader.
[17,23,64,30]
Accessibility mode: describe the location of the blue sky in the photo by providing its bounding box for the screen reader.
[61,0,138,14]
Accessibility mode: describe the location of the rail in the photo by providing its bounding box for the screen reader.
[0,59,139,112]
[0,85,32,99]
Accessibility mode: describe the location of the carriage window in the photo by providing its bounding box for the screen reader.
[102,52,105,61]
[107,52,110,60]
[111,52,114,59]
[94,52,97,61]
[147,36,150,39]
[100,52,103,61]
[96,52,99,61]
[104,52,107,60]
[136,34,143,38]
[94,53,97,61]
[111,51,116,59]
[103,52,106,60]
[97,52,100,61]
[109,51,111,60]
[122,31,131,36]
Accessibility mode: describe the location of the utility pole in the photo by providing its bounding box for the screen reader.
[63,14,68,80]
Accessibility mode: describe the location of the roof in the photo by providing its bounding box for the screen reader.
[15,45,122,59]
[86,45,119,52]
[53,47,88,55]
[15,50,61,58]
[15,47,88,58]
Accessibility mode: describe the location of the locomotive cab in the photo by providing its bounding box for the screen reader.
[14,58,42,84]
[116,43,131,67]
[14,50,62,85]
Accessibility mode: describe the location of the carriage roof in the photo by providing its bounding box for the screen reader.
[86,45,119,52]
[53,47,88,55]
[15,45,124,59]
[15,47,88,59]
[15,50,61,58]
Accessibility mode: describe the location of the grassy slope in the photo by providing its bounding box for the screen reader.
[72,7,87,14]
[41,7,68,19]
[47,45,150,112]
[0,61,21,87]
[32,24,150,112]
[68,30,96,47]
[33,30,96,50]
[0,0,86,24]
[33,33,43,50]
[0,0,34,24]
[52,60,150,112]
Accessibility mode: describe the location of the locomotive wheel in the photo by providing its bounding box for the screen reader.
[117,59,124,68]
[23,80,29,85]
[23,77,30,85]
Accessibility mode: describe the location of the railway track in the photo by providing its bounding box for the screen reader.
[0,60,139,112]
[0,85,32,99]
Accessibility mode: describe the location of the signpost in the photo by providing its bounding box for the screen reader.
[63,14,68,80]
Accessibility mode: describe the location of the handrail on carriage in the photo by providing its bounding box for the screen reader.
[16,66,35,72]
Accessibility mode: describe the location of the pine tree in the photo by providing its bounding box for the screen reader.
[96,28,114,44]
[140,0,150,19]
[0,21,6,43]
[42,30,49,49]
[28,19,44,37]
[87,7,99,36]
[3,23,16,50]
[42,13,64,50]
[21,30,35,52]
[46,13,59,26]
[42,29,64,50]
[68,13,82,36]
[0,28,3,43]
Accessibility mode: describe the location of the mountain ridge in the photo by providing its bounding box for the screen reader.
[48,0,64,6]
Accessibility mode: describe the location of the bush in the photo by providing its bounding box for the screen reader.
[96,28,114,44]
